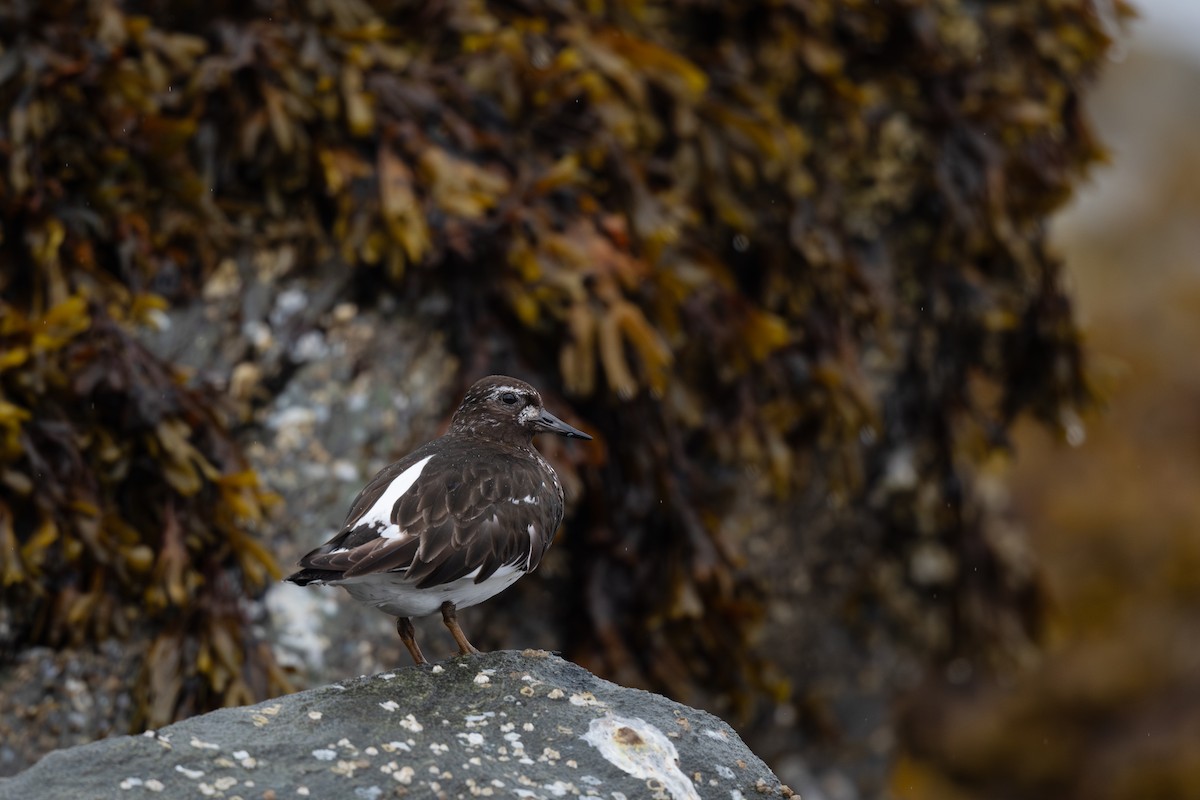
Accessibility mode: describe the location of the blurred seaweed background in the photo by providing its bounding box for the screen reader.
[6,0,1185,796]
[893,10,1200,797]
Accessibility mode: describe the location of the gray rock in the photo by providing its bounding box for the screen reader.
[0,650,794,800]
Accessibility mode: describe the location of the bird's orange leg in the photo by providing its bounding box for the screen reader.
[396,617,429,666]
[440,602,481,656]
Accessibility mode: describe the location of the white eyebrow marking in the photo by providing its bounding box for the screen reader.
[357,455,433,529]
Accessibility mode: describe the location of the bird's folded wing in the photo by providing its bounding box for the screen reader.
[298,450,558,584]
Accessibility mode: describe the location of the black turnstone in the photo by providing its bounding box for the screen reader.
[286,375,591,665]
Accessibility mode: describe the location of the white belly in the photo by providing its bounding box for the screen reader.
[332,564,524,618]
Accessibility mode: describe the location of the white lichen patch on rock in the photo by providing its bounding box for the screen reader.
[582,715,701,800]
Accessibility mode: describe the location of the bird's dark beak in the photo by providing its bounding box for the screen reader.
[534,409,592,440]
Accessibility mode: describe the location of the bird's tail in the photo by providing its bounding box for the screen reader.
[285,568,344,586]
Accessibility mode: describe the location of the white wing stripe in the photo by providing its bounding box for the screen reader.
[357,455,434,530]
[525,523,538,568]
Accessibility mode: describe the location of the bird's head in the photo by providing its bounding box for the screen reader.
[452,375,592,444]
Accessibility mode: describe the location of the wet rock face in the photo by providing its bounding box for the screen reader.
[0,651,792,800]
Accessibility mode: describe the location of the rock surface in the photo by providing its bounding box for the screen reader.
[0,651,793,800]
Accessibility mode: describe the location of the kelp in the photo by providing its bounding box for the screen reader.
[0,295,287,726]
[1,0,1123,742]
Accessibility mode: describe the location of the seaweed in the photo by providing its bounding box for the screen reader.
[0,0,1125,748]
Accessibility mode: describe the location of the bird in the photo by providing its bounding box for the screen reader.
[286,375,592,665]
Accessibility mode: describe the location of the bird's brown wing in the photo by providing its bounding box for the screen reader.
[295,440,562,586]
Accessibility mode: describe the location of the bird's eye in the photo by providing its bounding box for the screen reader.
[500,392,518,405]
